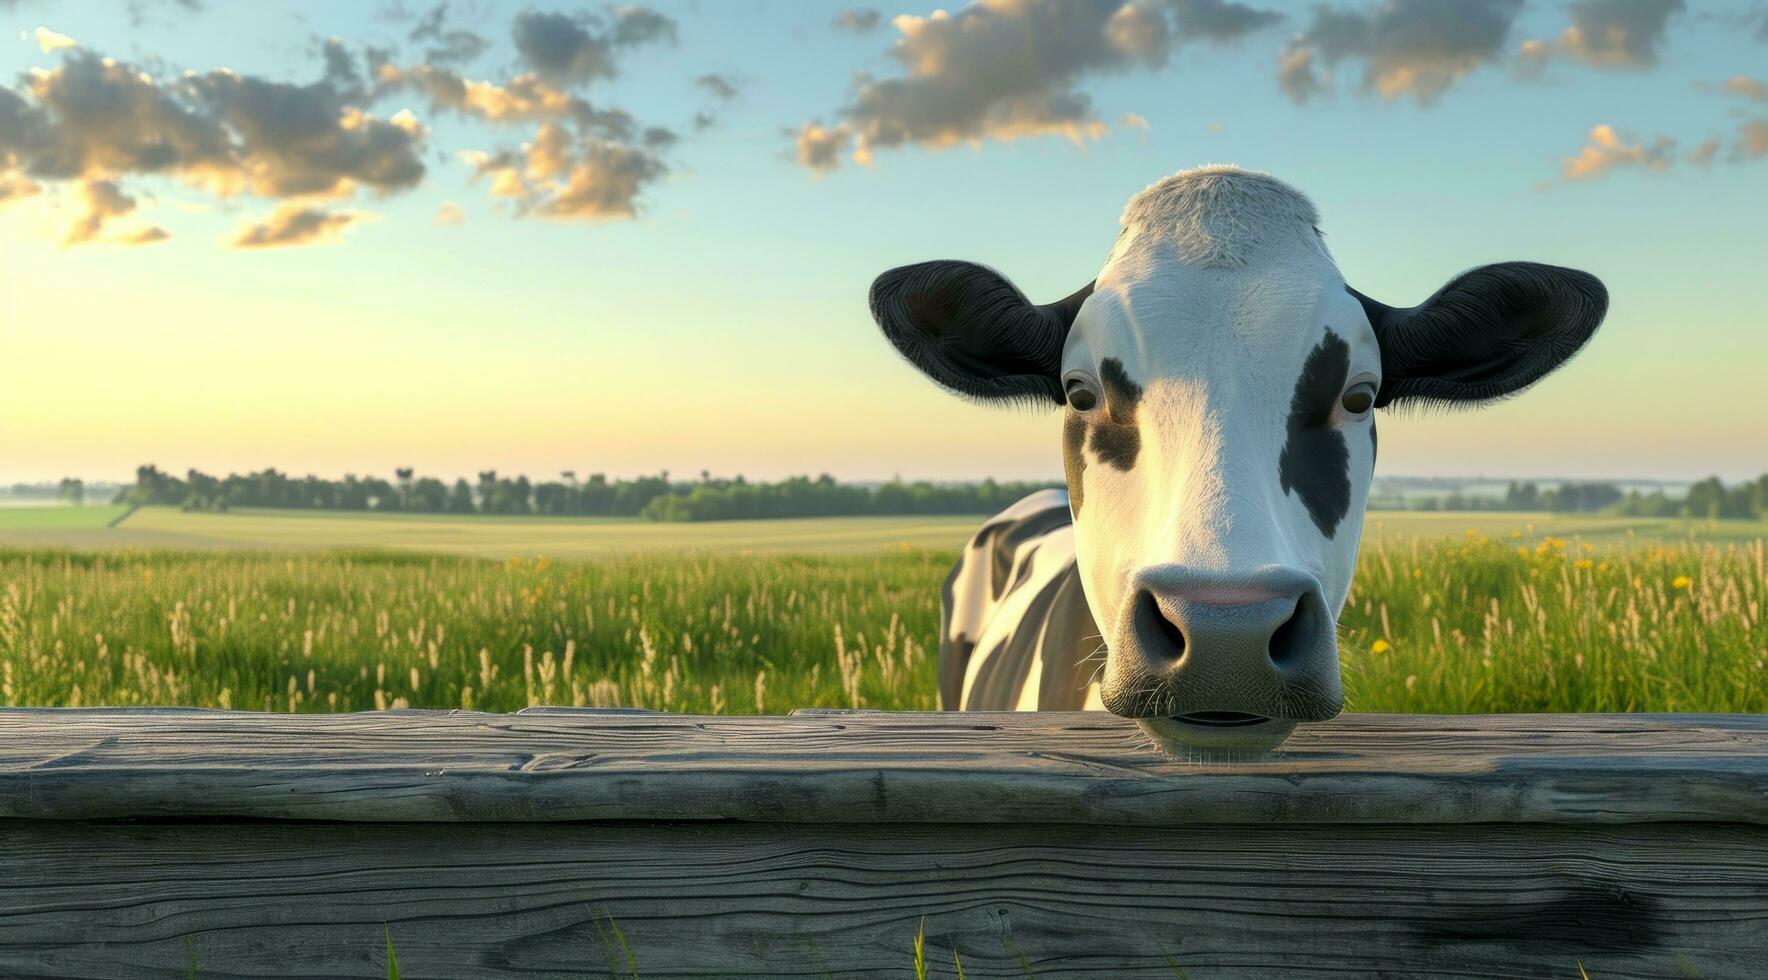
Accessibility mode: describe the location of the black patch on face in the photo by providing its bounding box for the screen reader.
[1088,357,1143,471]
[1279,329,1353,539]
[1062,412,1087,514]
[1369,418,1378,465]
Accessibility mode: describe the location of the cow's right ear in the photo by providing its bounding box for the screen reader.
[870,260,1094,407]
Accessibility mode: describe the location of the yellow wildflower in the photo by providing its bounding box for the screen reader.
[1371,639,1391,654]
[1574,559,1594,571]
[1672,575,1692,590]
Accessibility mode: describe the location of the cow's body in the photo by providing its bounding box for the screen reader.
[939,488,1103,711]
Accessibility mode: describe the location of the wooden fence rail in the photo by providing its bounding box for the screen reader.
[0,708,1763,978]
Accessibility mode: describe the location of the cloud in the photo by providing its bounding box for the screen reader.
[229,202,368,248]
[511,8,675,85]
[125,0,204,28]
[832,9,881,34]
[0,50,426,200]
[32,26,76,53]
[409,2,490,66]
[794,0,1280,171]
[120,224,170,243]
[694,73,740,101]
[793,120,850,173]
[376,63,628,129]
[1560,123,1676,181]
[1718,75,1768,102]
[0,7,708,246]
[1170,0,1282,43]
[1119,112,1149,130]
[1279,0,1523,106]
[1519,0,1682,74]
[183,67,427,198]
[533,139,666,220]
[467,121,667,220]
[1277,46,1321,102]
[1738,120,1768,159]
[0,170,39,204]
[62,178,168,246]
[435,199,464,225]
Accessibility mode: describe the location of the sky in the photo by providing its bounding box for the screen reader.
[0,0,1765,486]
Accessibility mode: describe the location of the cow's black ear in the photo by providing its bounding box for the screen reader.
[871,260,1093,407]
[1351,262,1607,409]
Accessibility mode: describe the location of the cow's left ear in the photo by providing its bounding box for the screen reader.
[871,260,1094,407]
[1350,262,1607,408]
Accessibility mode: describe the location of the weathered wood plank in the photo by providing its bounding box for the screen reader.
[0,819,1759,979]
[0,709,1762,825]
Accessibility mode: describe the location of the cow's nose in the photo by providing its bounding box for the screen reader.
[1105,565,1342,722]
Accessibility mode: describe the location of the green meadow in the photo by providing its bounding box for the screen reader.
[0,504,984,557]
[0,505,1762,714]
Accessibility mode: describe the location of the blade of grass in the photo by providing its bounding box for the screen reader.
[1164,952,1191,979]
[913,917,927,980]
[953,949,966,980]
[184,937,198,980]
[1001,934,1036,977]
[603,911,640,980]
[804,938,834,980]
[591,916,621,979]
[384,926,400,980]
[1578,963,1592,980]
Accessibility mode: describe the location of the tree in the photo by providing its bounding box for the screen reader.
[447,479,476,514]
[56,478,83,506]
[1684,477,1727,520]
[476,471,497,514]
[411,477,448,512]
[394,467,415,509]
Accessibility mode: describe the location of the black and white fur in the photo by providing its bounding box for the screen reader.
[874,166,1606,743]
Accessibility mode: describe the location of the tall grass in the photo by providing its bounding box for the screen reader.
[1338,531,1766,712]
[0,528,1761,714]
[0,547,941,714]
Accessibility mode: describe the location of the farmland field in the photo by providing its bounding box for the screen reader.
[0,505,1763,715]
[0,505,984,557]
[3,503,1766,556]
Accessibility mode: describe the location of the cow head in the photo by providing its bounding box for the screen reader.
[871,166,1606,754]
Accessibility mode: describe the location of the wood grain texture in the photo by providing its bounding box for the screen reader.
[0,708,1763,825]
[0,819,1760,979]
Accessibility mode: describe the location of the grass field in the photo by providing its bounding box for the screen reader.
[0,504,1762,714]
[3,503,1767,557]
[0,505,985,557]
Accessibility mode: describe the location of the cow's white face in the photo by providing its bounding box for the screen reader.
[1063,209,1375,749]
[872,166,1606,753]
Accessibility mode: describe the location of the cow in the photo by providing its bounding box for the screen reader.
[869,165,1607,755]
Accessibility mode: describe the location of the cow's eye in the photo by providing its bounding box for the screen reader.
[1340,382,1376,417]
[1065,377,1099,412]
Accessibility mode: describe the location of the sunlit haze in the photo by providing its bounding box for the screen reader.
[2,0,1764,484]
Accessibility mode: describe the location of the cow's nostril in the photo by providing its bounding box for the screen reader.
[1138,590,1186,661]
[1267,593,1315,668]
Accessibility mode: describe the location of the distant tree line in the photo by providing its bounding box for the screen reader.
[1404,476,1768,519]
[116,465,1062,522]
[7,479,89,504]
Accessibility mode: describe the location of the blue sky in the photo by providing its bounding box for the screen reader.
[1,0,1765,484]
